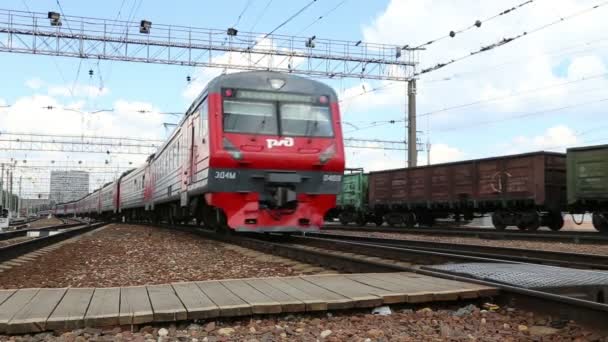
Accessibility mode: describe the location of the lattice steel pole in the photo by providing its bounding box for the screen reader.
[407,79,417,167]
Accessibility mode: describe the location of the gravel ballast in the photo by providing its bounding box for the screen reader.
[0,224,320,289]
[28,217,64,229]
[322,229,608,256]
[0,304,604,341]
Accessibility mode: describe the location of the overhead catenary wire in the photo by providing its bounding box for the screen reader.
[296,0,348,35]
[343,72,608,133]
[233,0,253,28]
[249,0,274,32]
[339,34,608,104]
[417,0,608,76]
[434,95,608,133]
[415,0,535,49]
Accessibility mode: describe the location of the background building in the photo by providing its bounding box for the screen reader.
[49,170,89,204]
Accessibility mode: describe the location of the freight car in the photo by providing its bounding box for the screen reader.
[368,151,566,231]
[326,168,383,226]
[567,145,608,232]
[57,71,345,233]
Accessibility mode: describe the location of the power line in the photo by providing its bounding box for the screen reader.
[263,0,319,38]
[338,35,608,109]
[434,95,608,133]
[296,0,348,35]
[249,0,273,32]
[414,72,608,119]
[415,0,535,49]
[233,0,253,27]
[349,72,608,128]
[418,1,608,76]
[424,35,608,82]
[54,0,74,35]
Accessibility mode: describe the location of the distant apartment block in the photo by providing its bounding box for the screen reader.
[49,170,89,204]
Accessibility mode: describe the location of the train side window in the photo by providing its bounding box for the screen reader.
[200,97,208,138]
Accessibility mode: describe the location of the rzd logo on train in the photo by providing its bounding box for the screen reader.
[266,137,294,149]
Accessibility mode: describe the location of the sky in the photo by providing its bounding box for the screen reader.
[0,0,607,198]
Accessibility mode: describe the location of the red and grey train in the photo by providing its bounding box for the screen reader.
[55,71,345,233]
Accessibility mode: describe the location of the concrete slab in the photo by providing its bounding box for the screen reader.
[84,288,120,327]
[147,284,187,321]
[119,286,153,325]
[172,282,219,320]
[46,288,94,331]
[7,288,67,334]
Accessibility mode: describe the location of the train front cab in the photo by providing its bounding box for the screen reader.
[193,72,345,233]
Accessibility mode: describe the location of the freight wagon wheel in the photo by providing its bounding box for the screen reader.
[338,213,351,225]
[517,211,541,231]
[373,216,384,226]
[491,211,507,231]
[592,212,608,233]
[355,216,367,226]
[404,213,416,228]
[546,212,564,231]
[386,214,403,227]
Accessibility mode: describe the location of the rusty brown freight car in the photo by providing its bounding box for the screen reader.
[369,151,566,231]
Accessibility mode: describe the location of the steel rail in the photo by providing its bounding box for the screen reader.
[306,232,608,270]
[0,222,82,241]
[323,224,608,244]
[163,223,608,332]
[0,222,107,263]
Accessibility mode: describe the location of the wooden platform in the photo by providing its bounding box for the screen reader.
[0,272,498,334]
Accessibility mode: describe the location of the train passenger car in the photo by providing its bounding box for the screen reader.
[369,151,566,231]
[142,70,345,232]
[119,167,147,220]
[567,144,608,232]
[98,181,116,217]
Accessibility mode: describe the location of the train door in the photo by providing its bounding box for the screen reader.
[180,118,195,206]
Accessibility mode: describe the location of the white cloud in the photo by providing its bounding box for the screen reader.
[346,147,405,172]
[25,78,44,90]
[183,36,307,101]
[48,84,110,98]
[340,0,608,133]
[567,55,607,79]
[507,124,579,154]
[428,143,466,164]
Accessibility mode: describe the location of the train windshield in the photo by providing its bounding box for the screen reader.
[280,103,333,137]
[223,90,333,137]
[223,100,278,135]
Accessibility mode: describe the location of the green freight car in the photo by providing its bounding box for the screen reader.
[333,169,383,226]
[567,145,608,232]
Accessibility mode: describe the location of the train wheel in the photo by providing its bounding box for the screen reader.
[592,212,608,233]
[339,213,350,225]
[491,211,506,231]
[546,212,564,231]
[418,213,434,227]
[517,211,541,231]
[373,216,384,226]
[386,214,403,227]
[355,216,367,226]
[404,213,416,228]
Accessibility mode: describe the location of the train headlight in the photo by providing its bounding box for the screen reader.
[269,78,285,90]
[223,137,243,160]
[319,144,336,164]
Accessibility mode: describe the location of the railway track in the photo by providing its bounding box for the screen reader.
[306,232,608,270]
[0,222,83,241]
[163,224,608,331]
[323,224,608,244]
[0,222,106,264]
